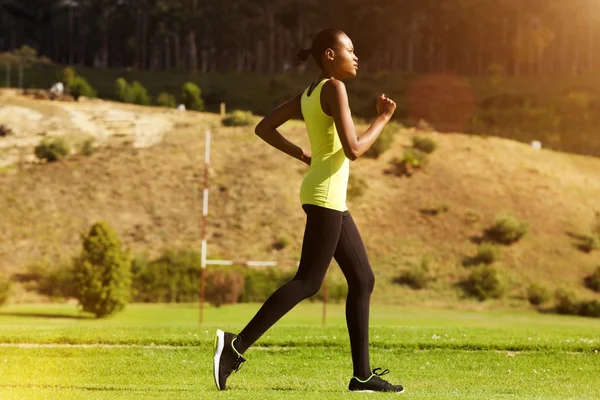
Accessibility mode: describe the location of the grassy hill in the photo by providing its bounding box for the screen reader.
[0,89,599,308]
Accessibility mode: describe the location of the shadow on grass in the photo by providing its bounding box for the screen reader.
[0,312,93,320]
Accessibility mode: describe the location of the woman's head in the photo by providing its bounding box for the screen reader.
[297,29,359,79]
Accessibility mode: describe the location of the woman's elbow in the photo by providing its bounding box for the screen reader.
[254,123,265,137]
[346,150,358,161]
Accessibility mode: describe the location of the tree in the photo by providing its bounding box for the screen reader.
[73,221,132,318]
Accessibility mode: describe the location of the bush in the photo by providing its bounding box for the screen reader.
[412,136,438,154]
[34,137,71,162]
[132,250,201,303]
[312,277,348,303]
[394,257,432,290]
[554,288,580,315]
[62,67,75,86]
[485,214,528,245]
[584,266,600,293]
[181,82,204,111]
[402,148,429,168]
[0,273,11,306]
[72,221,132,318]
[579,300,600,318]
[80,139,95,156]
[222,110,254,127]
[579,235,600,253]
[68,76,97,100]
[15,260,75,300]
[419,203,450,216]
[205,269,245,307]
[462,264,505,301]
[0,124,13,137]
[272,236,290,250]
[527,283,550,306]
[156,92,176,108]
[115,77,133,103]
[130,81,150,106]
[474,242,502,265]
[364,121,400,158]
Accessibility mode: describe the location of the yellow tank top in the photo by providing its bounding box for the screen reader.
[299,79,350,212]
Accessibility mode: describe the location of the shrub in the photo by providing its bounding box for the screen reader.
[205,269,245,307]
[347,175,368,200]
[527,283,550,306]
[273,236,290,250]
[80,139,95,156]
[132,250,201,303]
[34,137,71,162]
[364,121,400,158]
[181,82,204,111]
[584,266,600,293]
[62,67,75,86]
[485,214,528,245]
[72,221,132,318]
[130,81,150,106]
[68,76,97,100]
[412,136,438,154]
[554,288,580,315]
[312,277,348,303]
[0,124,13,137]
[473,242,502,265]
[115,77,133,103]
[579,235,600,253]
[238,267,293,303]
[0,273,11,306]
[420,203,450,216]
[394,257,432,290]
[222,110,254,127]
[402,148,429,168]
[462,264,505,301]
[16,260,75,299]
[579,300,600,318]
[156,92,176,108]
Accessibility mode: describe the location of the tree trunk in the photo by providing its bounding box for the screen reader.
[164,36,171,70]
[407,15,417,72]
[477,18,484,75]
[267,11,275,73]
[174,32,181,69]
[589,17,595,71]
[256,40,265,73]
[514,17,522,77]
[68,6,74,64]
[188,30,197,71]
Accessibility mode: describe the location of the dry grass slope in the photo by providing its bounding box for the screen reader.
[1,89,599,307]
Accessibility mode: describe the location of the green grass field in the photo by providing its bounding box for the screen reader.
[1,303,599,399]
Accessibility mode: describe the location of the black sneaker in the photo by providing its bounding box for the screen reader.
[213,329,246,390]
[348,368,404,393]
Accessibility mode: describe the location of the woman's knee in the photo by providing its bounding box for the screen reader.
[349,269,375,295]
[300,279,322,299]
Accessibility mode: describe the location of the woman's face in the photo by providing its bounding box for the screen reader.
[325,35,359,79]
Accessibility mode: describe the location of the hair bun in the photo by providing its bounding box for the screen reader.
[296,48,312,62]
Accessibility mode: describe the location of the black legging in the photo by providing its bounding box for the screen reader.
[235,204,375,379]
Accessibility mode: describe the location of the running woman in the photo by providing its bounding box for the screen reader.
[213,28,403,393]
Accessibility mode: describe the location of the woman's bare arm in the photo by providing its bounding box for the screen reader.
[323,79,395,161]
[254,91,311,166]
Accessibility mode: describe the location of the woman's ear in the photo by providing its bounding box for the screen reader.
[325,48,335,61]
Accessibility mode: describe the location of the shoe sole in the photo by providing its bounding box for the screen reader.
[350,389,404,394]
[213,329,225,391]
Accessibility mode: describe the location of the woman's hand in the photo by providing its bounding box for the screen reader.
[301,150,312,166]
[376,94,396,119]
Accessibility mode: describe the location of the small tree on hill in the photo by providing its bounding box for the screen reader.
[73,221,132,318]
[181,82,204,111]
